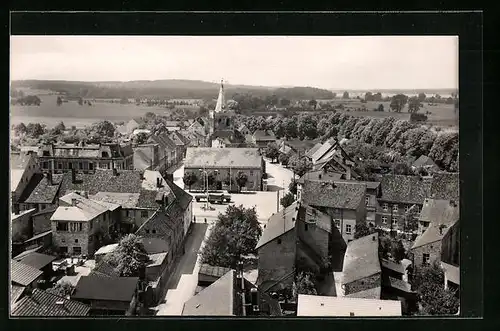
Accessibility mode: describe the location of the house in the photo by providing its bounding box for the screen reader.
[168,131,190,161]
[23,172,65,212]
[11,208,36,244]
[429,172,460,201]
[11,288,91,317]
[256,201,347,292]
[412,211,459,268]
[380,258,417,314]
[50,192,120,256]
[297,294,401,317]
[72,275,139,315]
[14,251,56,280]
[182,268,282,316]
[238,124,251,136]
[277,140,296,157]
[11,260,43,290]
[126,118,146,134]
[178,129,207,147]
[337,233,382,299]
[145,132,178,172]
[133,144,159,172]
[184,148,265,191]
[412,155,439,172]
[417,198,459,235]
[376,175,433,232]
[252,130,277,148]
[196,264,232,293]
[37,142,134,173]
[187,118,207,136]
[299,180,367,242]
[11,151,41,212]
[94,243,119,263]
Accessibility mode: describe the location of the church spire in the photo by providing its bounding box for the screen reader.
[214,79,225,113]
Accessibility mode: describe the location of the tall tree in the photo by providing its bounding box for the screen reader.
[105,234,151,277]
[408,97,423,113]
[235,171,248,191]
[57,96,63,106]
[265,142,281,163]
[183,172,198,190]
[389,94,408,113]
[280,192,295,208]
[293,272,317,299]
[354,223,376,239]
[342,91,350,99]
[418,92,426,102]
[308,99,318,110]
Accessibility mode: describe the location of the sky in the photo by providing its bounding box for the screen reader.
[10,36,458,90]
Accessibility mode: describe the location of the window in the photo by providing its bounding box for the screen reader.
[57,222,68,231]
[152,229,157,234]
[365,195,370,206]
[382,203,388,212]
[146,229,150,234]
[125,210,129,217]
[58,163,63,169]
[392,204,398,212]
[78,162,83,170]
[41,204,46,210]
[382,216,388,224]
[61,238,66,243]
[277,238,282,245]
[392,218,398,226]
[89,236,93,242]
[73,247,82,255]
[75,239,78,243]
[345,224,352,234]
[305,224,309,231]
[423,253,430,265]
[141,210,149,218]
[350,312,355,317]
[334,220,341,228]
[405,205,410,213]
[102,151,109,158]
[249,171,254,176]
[60,246,68,253]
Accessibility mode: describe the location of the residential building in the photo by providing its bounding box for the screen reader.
[72,275,139,316]
[13,251,56,281]
[31,207,55,235]
[178,129,207,147]
[380,258,417,314]
[412,155,439,172]
[297,294,401,317]
[126,118,146,134]
[11,208,36,243]
[23,172,65,212]
[184,147,265,191]
[299,180,367,242]
[11,288,91,317]
[133,143,160,172]
[428,172,460,201]
[238,124,251,136]
[256,201,347,292]
[417,198,459,235]
[11,151,41,212]
[196,264,232,293]
[168,131,190,161]
[187,117,208,136]
[277,140,297,157]
[50,192,120,256]
[210,130,248,148]
[182,268,282,316]
[337,233,382,299]
[252,130,277,148]
[11,260,43,291]
[145,132,178,172]
[37,142,134,173]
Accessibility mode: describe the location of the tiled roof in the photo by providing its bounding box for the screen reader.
[11,289,91,317]
[256,202,299,249]
[14,252,56,270]
[90,192,141,209]
[253,130,276,141]
[11,260,43,286]
[11,284,25,307]
[412,219,459,249]
[137,189,163,209]
[413,155,439,169]
[11,208,37,221]
[167,178,193,211]
[16,173,45,203]
[136,201,182,238]
[182,270,235,316]
[419,198,459,224]
[344,286,382,300]
[301,180,366,210]
[379,175,433,204]
[72,275,138,302]
[311,138,337,164]
[281,139,320,154]
[139,237,170,254]
[380,258,407,274]
[199,264,232,278]
[429,172,460,201]
[148,132,177,150]
[52,192,111,221]
[297,294,401,316]
[91,260,121,278]
[60,170,144,195]
[24,174,64,204]
[342,233,381,284]
[184,148,263,169]
[169,131,188,146]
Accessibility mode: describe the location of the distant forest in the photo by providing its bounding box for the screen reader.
[11,80,337,101]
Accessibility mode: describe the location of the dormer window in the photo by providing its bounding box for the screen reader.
[102,151,109,158]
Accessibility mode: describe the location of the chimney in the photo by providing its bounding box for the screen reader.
[71,198,78,206]
[156,177,162,188]
[71,168,76,184]
[250,287,260,312]
[318,174,322,180]
[112,168,118,176]
[47,171,53,185]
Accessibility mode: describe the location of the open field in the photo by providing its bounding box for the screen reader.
[10,94,186,128]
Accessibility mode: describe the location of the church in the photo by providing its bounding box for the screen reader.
[206,81,248,148]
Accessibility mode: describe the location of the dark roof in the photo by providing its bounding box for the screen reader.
[60,170,144,195]
[11,260,43,286]
[253,130,276,141]
[16,173,45,203]
[140,237,170,254]
[430,172,460,201]
[167,178,193,211]
[169,131,189,146]
[412,219,459,249]
[412,155,438,169]
[301,180,366,210]
[379,175,433,204]
[199,264,232,278]
[342,233,381,284]
[11,289,91,317]
[72,275,138,302]
[14,252,56,270]
[305,142,324,159]
[256,202,299,249]
[137,189,162,209]
[380,258,407,274]
[24,174,64,204]
[148,132,177,150]
[419,198,460,224]
[184,147,263,169]
[90,259,121,278]
[382,276,414,293]
[136,207,176,238]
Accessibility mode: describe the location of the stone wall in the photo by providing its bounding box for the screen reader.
[32,210,54,235]
[412,241,443,267]
[257,230,296,285]
[344,273,382,298]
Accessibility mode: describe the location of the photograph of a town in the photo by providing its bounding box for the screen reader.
[9,36,459,317]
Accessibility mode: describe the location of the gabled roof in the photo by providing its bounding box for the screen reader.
[72,275,138,302]
[24,173,64,204]
[379,175,432,204]
[412,219,459,249]
[148,132,177,150]
[311,138,338,164]
[11,289,91,317]
[301,180,366,210]
[412,155,439,169]
[429,172,460,201]
[11,260,43,286]
[52,192,113,221]
[419,198,459,224]
[441,262,460,285]
[297,294,401,316]
[298,170,343,184]
[256,202,299,249]
[169,131,189,146]
[89,192,141,209]
[184,148,263,169]
[14,252,56,270]
[133,149,152,171]
[342,233,381,284]
[90,259,121,278]
[60,170,145,196]
[253,130,276,141]
[183,269,235,316]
